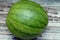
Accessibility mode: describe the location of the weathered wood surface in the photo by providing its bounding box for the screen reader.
[0,0,60,40]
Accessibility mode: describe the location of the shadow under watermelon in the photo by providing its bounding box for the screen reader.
[12,37,40,40]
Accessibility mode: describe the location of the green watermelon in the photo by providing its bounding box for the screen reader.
[6,0,48,40]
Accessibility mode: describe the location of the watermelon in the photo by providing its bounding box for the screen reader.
[6,0,48,40]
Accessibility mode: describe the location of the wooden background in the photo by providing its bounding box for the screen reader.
[0,0,60,40]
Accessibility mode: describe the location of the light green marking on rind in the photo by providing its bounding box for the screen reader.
[8,1,48,24]
[9,8,48,25]
[6,21,38,39]
[12,1,48,19]
[7,16,44,34]
[6,18,41,39]
[8,13,47,29]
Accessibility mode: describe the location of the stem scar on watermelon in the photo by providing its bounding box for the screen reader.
[6,0,48,40]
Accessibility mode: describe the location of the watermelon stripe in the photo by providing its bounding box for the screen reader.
[26,2,48,18]
[14,1,48,19]
[9,10,47,25]
[8,15,46,29]
[7,17,44,34]
[6,19,39,39]
[7,22,38,39]
[9,5,48,24]
[10,3,47,20]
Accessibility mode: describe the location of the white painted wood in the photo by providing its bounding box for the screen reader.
[0,0,60,40]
